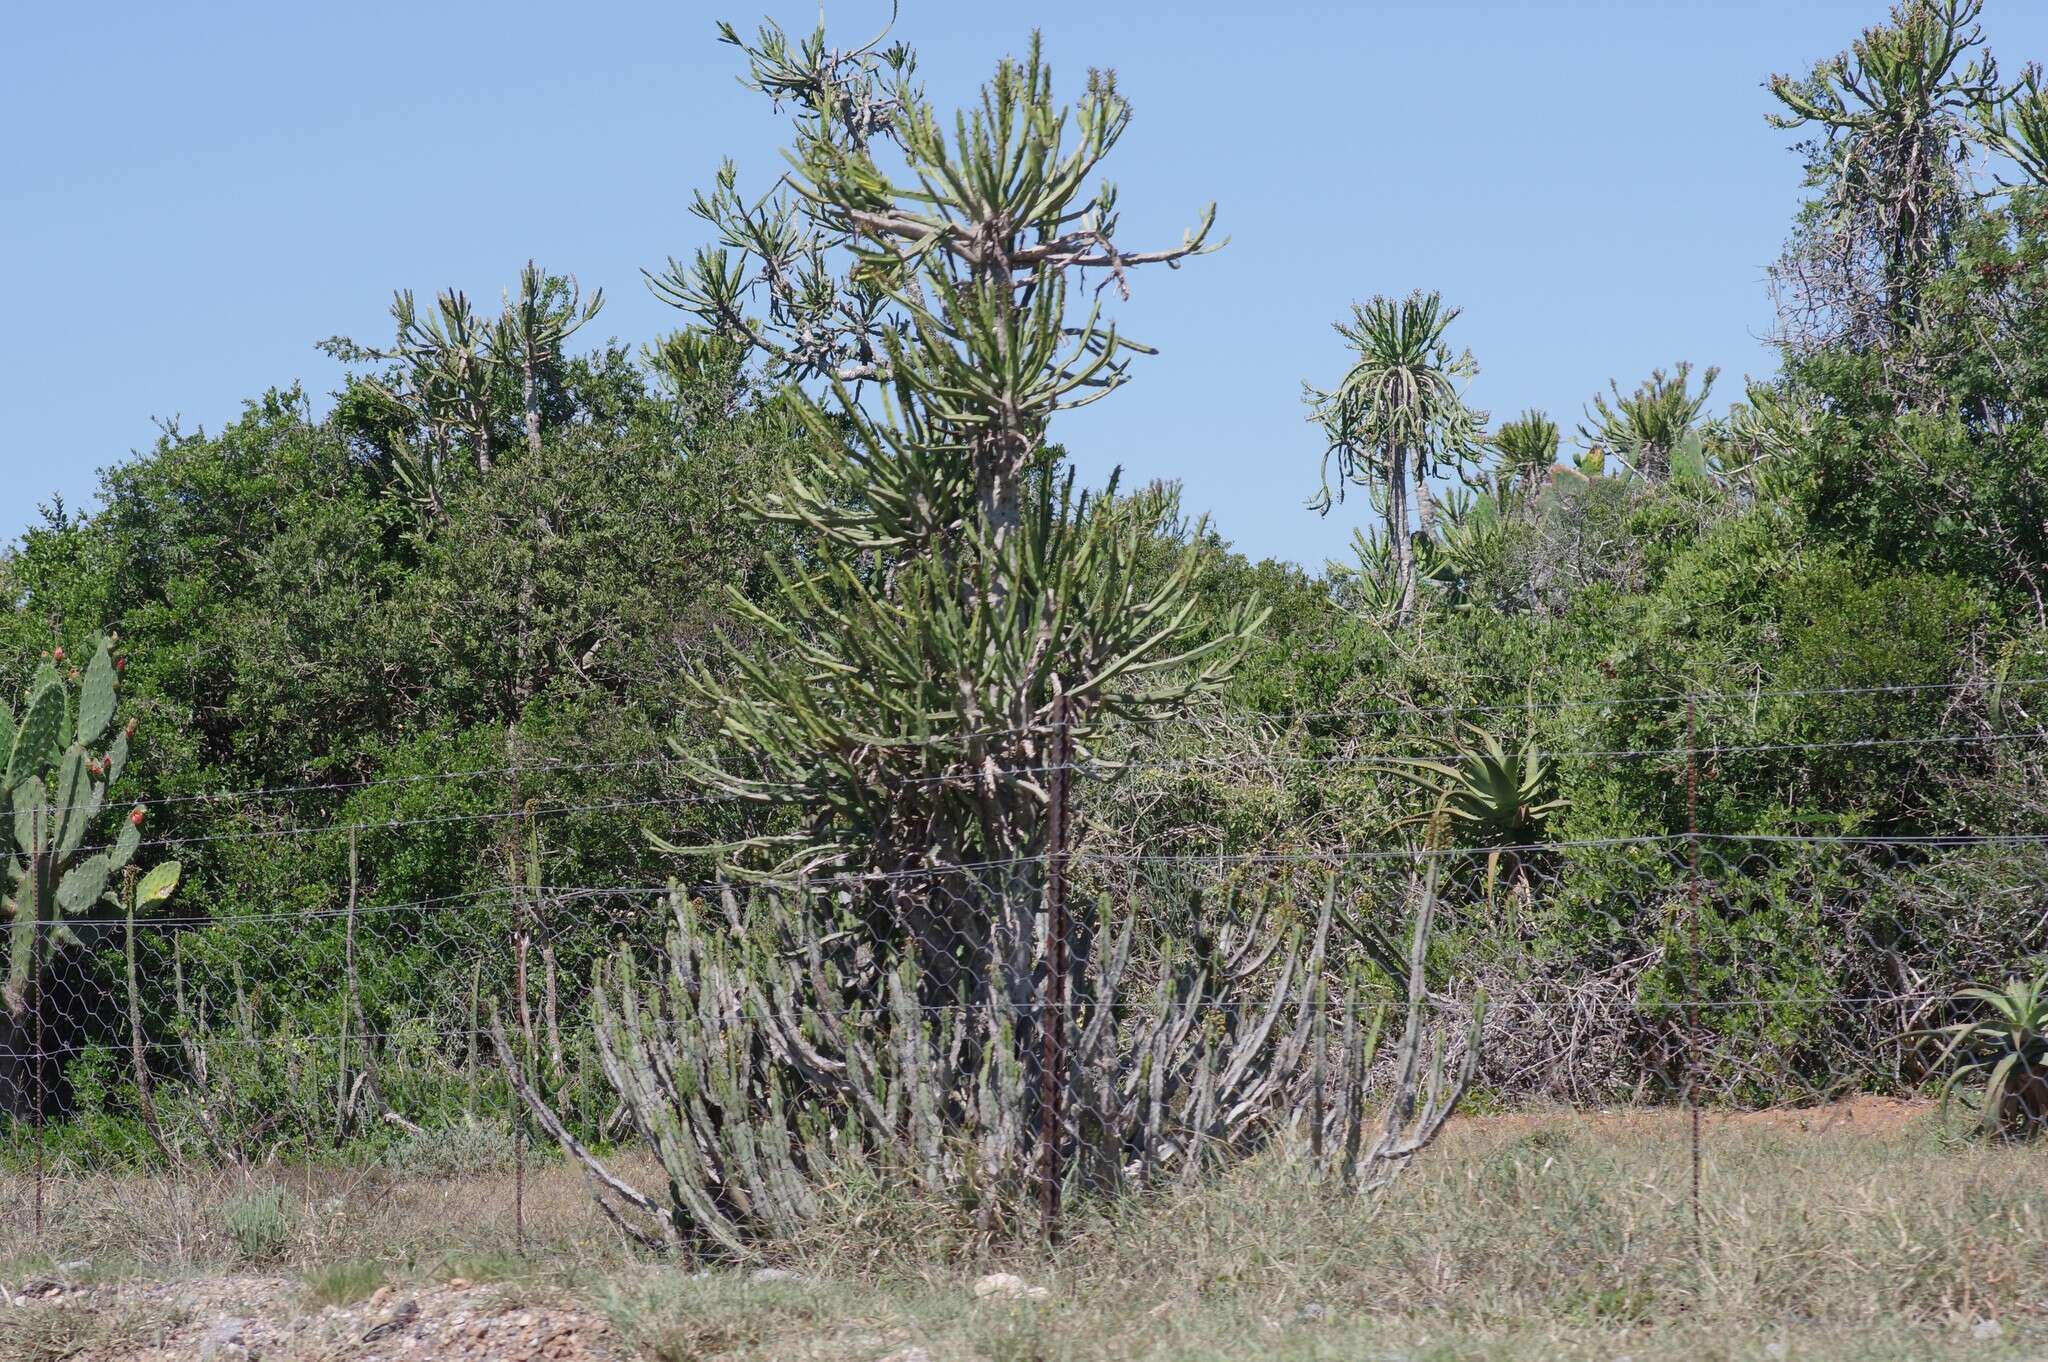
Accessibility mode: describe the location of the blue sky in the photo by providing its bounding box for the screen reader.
[10,1,2048,570]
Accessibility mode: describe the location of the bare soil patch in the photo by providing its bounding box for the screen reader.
[1454,1093,1931,1141]
[0,1273,625,1362]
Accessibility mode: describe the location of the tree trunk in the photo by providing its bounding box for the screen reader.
[1387,441,1416,627]
[0,941,104,1121]
[1411,460,1437,542]
[1639,440,1671,483]
[523,349,542,456]
[0,1008,38,1119]
[975,431,1027,543]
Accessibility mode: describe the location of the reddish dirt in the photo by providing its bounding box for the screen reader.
[1451,1094,1932,1141]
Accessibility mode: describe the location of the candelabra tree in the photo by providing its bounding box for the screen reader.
[506,16,1484,1247]
[655,18,1261,993]
[1767,0,1996,352]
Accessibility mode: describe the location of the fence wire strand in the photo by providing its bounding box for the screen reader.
[4,706,2045,1259]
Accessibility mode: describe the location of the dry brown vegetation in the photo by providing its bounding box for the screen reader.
[2,1100,2046,1360]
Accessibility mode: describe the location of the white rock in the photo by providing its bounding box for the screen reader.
[881,1349,933,1362]
[972,1272,1048,1301]
[1972,1318,2003,1340]
[198,1317,253,1362]
[750,1267,803,1284]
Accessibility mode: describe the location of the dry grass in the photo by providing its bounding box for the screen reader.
[0,1147,665,1282]
[4,1103,2048,1360]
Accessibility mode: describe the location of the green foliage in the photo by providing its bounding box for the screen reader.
[1767,0,1996,346]
[319,262,604,512]
[4,0,2048,1149]
[1757,187,2048,605]
[0,348,793,1119]
[1386,725,1567,854]
[301,1260,386,1309]
[1976,58,2048,184]
[1492,410,1561,489]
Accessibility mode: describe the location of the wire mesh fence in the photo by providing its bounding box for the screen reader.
[1,693,2044,1252]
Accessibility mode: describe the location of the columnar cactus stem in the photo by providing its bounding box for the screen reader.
[507,867,1482,1254]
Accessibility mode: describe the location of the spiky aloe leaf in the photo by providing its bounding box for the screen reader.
[57,853,110,916]
[136,860,181,906]
[7,684,63,791]
[76,640,116,747]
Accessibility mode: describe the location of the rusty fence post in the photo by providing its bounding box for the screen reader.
[1039,692,1073,1239]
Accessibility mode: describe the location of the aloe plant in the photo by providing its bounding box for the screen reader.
[1913,971,2048,1135]
[1382,724,1567,895]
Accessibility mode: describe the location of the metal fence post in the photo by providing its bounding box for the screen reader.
[1686,696,1703,1249]
[510,801,537,1254]
[1039,691,1072,1238]
[27,808,45,1240]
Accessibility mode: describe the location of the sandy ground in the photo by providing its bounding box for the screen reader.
[0,1097,1953,1361]
[0,1272,626,1362]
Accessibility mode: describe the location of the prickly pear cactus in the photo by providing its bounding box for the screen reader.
[1,634,180,1020]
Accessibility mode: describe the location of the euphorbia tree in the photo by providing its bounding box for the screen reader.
[656,20,1261,992]
[507,17,1481,1248]
[1492,410,1562,493]
[1768,0,1997,350]
[1579,362,1719,483]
